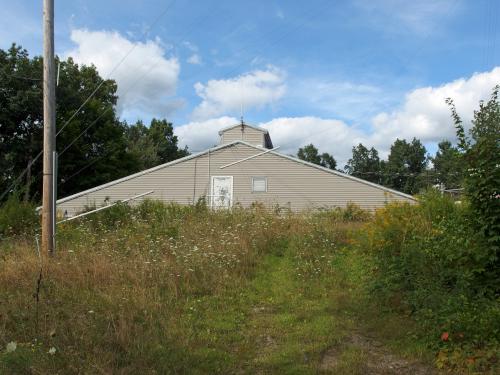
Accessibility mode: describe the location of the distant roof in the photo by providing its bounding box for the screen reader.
[218,123,269,135]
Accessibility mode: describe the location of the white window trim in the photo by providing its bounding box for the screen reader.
[252,177,267,193]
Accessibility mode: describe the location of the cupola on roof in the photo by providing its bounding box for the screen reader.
[219,122,273,149]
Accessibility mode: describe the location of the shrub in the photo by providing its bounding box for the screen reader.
[447,87,500,254]
[316,203,371,222]
[363,191,500,362]
[0,194,38,238]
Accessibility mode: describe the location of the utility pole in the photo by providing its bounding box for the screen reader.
[42,0,56,255]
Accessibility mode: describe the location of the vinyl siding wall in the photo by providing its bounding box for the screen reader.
[57,143,415,216]
[221,126,264,147]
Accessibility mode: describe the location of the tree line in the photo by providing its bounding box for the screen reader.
[297,136,464,195]
[0,44,187,202]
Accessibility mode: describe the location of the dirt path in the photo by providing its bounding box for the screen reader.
[319,333,435,374]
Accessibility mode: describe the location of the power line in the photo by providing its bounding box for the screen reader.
[3,0,321,201]
[1,1,230,201]
[59,107,113,156]
[0,1,177,201]
[54,3,231,160]
[181,0,332,88]
[56,1,177,138]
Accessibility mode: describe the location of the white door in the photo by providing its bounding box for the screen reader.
[211,176,233,208]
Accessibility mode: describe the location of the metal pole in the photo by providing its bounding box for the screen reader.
[42,0,56,256]
[56,191,154,224]
[52,151,58,252]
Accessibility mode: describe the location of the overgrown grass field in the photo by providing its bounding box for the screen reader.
[0,197,498,374]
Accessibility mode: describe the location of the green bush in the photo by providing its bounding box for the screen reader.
[363,191,500,360]
[447,87,500,254]
[0,194,38,238]
[316,202,371,222]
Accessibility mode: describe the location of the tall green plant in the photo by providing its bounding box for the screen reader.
[0,194,38,237]
[446,87,500,253]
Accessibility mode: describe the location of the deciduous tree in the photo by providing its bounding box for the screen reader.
[344,143,381,183]
[383,138,427,194]
[297,144,337,170]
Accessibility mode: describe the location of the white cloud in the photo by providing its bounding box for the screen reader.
[261,117,365,164]
[65,29,180,119]
[369,67,500,146]
[191,66,286,120]
[175,67,500,167]
[174,116,237,151]
[187,54,202,65]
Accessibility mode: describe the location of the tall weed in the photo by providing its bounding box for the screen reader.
[362,190,499,369]
[0,195,38,238]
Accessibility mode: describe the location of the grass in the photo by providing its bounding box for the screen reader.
[0,202,454,373]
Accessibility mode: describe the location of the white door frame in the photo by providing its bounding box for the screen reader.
[210,176,233,208]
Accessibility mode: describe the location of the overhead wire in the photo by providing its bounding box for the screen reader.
[3,0,327,201]
[181,0,332,88]
[0,0,178,201]
[3,1,229,198]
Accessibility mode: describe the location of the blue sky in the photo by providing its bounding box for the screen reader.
[1,0,499,163]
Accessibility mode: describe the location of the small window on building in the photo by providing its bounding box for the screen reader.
[252,177,267,192]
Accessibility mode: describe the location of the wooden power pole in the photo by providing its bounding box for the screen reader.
[42,0,56,255]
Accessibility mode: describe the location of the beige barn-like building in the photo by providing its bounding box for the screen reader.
[57,123,415,216]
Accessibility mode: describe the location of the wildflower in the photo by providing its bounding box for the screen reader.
[6,342,17,353]
[48,347,57,355]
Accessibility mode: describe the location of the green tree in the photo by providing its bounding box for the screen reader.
[383,138,427,194]
[344,143,381,183]
[447,87,500,254]
[0,44,43,202]
[126,118,189,170]
[148,118,189,164]
[51,57,140,198]
[297,144,337,170]
[126,120,162,170]
[0,44,140,201]
[432,140,464,189]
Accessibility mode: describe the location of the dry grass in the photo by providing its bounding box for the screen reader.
[0,201,436,374]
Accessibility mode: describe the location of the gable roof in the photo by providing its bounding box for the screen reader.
[218,123,269,135]
[56,140,415,205]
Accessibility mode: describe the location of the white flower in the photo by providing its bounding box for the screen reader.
[6,341,17,353]
[48,347,56,355]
